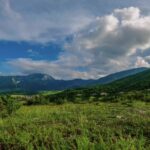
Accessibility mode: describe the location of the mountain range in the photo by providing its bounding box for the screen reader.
[85,68,150,94]
[0,67,148,93]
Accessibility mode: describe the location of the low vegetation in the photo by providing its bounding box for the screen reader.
[0,96,21,117]
[0,102,149,150]
[0,71,150,149]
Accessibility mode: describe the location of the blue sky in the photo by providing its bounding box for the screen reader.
[0,41,62,60]
[0,0,150,79]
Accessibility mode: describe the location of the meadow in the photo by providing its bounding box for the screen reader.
[0,101,149,150]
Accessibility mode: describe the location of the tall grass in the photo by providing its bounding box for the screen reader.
[0,102,149,150]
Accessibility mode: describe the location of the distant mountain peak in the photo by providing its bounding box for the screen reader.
[27,73,55,80]
[0,67,148,93]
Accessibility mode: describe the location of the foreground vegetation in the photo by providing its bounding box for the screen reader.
[0,72,150,150]
[0,101,149,150]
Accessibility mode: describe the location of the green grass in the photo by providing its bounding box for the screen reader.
[39,90,62,96]
[0,102,150,150]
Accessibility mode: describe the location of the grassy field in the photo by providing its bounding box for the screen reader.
[39,91,62,96]
[0,102,149,150]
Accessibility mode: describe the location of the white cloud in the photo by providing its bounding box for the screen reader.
[7,58,96,79]
[114,7,140,20]
[135,57,150,67]
[62,7,150,74]
[0,0,94,43]
[6,7,150,79]
[0,0,150,43]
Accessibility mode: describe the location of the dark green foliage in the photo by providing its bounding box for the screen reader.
[43,89,150,105]
[22,88,150,105]
[105,69,150,92]
[93,67,148,84]
[42,69,150,104]
[26,96,49,105]
[0,98,5,116]
[0,96,21,116]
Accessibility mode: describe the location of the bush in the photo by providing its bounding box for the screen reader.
[0,98,6,117]
[26,96,49,105]
[0,96,21,117]
[55,98,67,105]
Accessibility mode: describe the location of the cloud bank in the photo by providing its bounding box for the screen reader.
[7,7,150,79]
[0,0,94,43]
[0,0,149,43]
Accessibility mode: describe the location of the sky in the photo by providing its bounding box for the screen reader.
[0,0,150,79]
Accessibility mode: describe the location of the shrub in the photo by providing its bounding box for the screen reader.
[0,96,21,116]
[26,96,49,105]
[55,98,67,105]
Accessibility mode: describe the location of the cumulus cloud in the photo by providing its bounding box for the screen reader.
[0,0,93,43]
[62,7,150,75]
[0,0,149,43]
[135,57,150,68]
[114,7,140,20]
[7,7,150,79]
[135,55,150,68]
[7,58,96,79]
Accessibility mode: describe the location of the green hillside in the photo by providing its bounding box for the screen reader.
[106,68,150,92]
[45,69,150,103]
